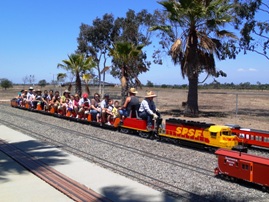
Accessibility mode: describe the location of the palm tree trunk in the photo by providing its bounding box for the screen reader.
[185,73,199,116]
[76,71,82,96]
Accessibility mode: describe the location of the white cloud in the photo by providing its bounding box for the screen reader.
[237,68,257,72]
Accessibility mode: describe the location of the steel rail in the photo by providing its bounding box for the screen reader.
[0,139,111,202]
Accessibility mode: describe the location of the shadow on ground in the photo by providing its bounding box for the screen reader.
[0,140,69,183]
[99,186,259,202]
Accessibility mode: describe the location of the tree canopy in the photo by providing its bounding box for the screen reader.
[77,9,157,99]
[0,78,13,90]
[152,0,237,115]
[57,54,96,96]
[233,0,269,60]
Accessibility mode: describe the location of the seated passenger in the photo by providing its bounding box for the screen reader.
[78,93,91,119]
[42,90,49,110]
[50,91,60,113]
[112,100,120,118]
[119,88,139,118]
[26,87,35,108]
[21,90,28,107]
[34,89,46,109]
[72,94,80,116]
[64,98,74,116]
[100,94,110,124]
[138,91,159,131]
[16,90,24,106]
[106,99,120,124]
[45,90,54,111]
[59,90,71,115]
[90,93,101,121]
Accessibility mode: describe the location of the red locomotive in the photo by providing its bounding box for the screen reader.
[215,149,269,191]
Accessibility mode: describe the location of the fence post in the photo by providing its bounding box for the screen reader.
[235,93,238,116]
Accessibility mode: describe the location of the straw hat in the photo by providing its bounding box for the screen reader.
[145,91,157,98]
[36,89,42,92]
[29,87,34,90]
[63,89,70,94]
[129,88,138,94]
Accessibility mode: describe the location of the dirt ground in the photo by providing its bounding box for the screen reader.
[1,85,269,131]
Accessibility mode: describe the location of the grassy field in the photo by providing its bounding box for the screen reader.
[2,85,269,131]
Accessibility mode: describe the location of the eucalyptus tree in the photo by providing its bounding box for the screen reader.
[57,54,96,96]
[77,14,116,95]
[109,41,146,103]
[110,9,156,89]
[233,0,269,60]
[152,0,237,115]
[77,9,158,98]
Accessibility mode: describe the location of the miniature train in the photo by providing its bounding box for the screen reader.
[10,98,269,192]
[215,149,269,192]
[10,98,247,152]
[229,126,269,149]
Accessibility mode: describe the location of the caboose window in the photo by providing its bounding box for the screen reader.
[242,164,249,170]
[211,132,217,138]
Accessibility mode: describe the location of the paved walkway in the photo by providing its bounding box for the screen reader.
[0,124,178,202]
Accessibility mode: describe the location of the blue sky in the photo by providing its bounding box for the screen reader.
[0,0,268,85]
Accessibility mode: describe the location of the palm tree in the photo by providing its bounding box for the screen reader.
[152,0,237,115]
[109,41,147,103]
[82,73,93,95]
[57,54,96,96]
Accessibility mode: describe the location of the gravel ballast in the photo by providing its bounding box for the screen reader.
[1,105,269,201]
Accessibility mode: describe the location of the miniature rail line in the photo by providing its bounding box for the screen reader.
[0,139,111,202]
[0,107,213,201]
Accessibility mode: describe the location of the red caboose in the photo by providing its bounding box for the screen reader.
[215,149,269,191]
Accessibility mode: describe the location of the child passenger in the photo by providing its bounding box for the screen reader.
[106,99,120,125]
[112,100,120,118]
[64,98,74,116]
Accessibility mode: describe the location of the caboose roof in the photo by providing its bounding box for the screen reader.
[215,149,269,165]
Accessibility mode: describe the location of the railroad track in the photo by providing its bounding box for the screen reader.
[2,105,268,201]
[0,139,111,202]
[1,109,212,201]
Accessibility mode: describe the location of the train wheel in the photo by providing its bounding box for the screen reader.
[208,147,217,153]
[171,139,180,145]
[120,128,129,134]
[262,186,268,192]
[138,131,150,138]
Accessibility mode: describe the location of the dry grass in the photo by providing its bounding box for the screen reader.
[2,85,269,131]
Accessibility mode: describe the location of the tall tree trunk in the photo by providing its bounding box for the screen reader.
[121,66,128,104]
[76,71,82,96]
[185,73,199,116]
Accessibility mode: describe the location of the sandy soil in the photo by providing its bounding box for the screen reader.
[2,85,269,131]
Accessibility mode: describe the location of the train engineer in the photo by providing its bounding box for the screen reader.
[138,91,160,131]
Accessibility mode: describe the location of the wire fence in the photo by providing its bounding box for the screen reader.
[199,91,269,117]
